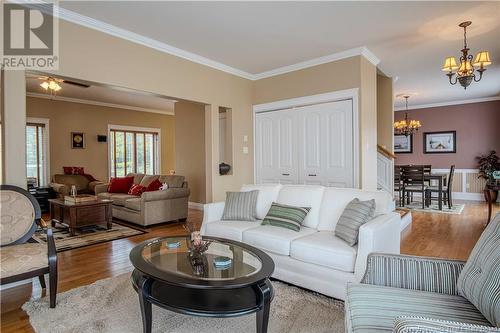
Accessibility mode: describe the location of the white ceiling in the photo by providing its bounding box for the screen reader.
[58,1,500,108]
[26,73,176,114]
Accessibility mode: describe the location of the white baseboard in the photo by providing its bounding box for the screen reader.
[400,212,412,232]
[188,202,204,210]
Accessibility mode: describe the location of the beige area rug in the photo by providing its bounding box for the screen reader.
[23,273,345,333]
[402,202,465,215]
[33,222,145,252]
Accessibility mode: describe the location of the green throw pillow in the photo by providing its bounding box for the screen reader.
[334,198,375,246]
[261,202,311,232]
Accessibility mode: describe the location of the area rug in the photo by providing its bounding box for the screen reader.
[22,273,345,333]
[401,202,465,215]
[33,222,145,252]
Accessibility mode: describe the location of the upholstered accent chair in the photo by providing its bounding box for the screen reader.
[50,174,103,197]
[345,212,500,332]
[0,185,58,308]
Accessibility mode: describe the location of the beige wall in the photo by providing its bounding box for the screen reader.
[44,19,254,201]
[26,97,175,182]
[174,101,206,204]
[377,74,394,152]
[253,56,379,189]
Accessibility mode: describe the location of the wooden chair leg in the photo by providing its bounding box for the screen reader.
[38,275,46,289]
[49,263,57,308]
[421,190,425,209]
[448,190,453,209]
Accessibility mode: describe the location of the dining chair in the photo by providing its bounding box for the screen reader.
[394,165,404,207]
[0,185,58,308]
[402,165,427,209]
[426,165,455,209]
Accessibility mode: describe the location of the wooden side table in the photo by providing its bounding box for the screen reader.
[484,183,499,226]
[49,199,113,236]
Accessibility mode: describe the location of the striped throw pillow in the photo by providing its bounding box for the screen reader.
[221,191,259,221]
[334,198,375,246]
[261,202,311,232]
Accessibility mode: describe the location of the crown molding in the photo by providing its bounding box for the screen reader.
[13,0,381,81]
[253,47,380,80]
[394,96,500,111]
[26,92,176,115]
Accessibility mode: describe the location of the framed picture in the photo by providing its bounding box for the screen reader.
[424,131,456,154]
[394,134,413,153]
[71,132,85,149]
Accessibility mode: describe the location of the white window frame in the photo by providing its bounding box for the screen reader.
[26,117,50,187]
[107,124,161,179]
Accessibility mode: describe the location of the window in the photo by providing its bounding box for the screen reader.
[109,127,159,178]
[26,122,48,186]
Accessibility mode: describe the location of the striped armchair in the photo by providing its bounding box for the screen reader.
[345,213,500,332]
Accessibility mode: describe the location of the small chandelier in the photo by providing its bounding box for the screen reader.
[40,77,62,95]
[394,95,421,137]
[442,21,492,89]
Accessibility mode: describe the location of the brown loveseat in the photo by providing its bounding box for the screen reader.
[50,174,104,197]
[94,173,190,227]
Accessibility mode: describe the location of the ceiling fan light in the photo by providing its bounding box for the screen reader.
[53,83,62,92]
[442,56,458,72]
[473,51,491,68]
[40,81,49,90]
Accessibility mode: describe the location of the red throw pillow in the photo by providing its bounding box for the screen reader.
[128,184,146,196]
[108,176,134,193]
[146,179,162,192]
[63,166,85,175]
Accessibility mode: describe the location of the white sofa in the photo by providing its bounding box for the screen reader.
[201,184,401,300]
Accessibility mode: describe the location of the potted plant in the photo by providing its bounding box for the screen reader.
[476,150,500,202]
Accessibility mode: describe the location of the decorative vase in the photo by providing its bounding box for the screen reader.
[219,163,231,175]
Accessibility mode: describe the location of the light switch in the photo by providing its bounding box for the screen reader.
[243,135,248,143]
[243,146,249,154]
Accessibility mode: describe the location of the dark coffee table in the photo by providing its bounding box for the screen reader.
[48,198,113,236]
[129,236,275,333]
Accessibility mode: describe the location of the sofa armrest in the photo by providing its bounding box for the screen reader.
[200,201,225,235]
[354,212,401,281]
[94,183,109,195]
[394,316,498,332]
[50,182,69,196]
[362,253,466,295]
[88,181,105,193]
[142,188,190,202]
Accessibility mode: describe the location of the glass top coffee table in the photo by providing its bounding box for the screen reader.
[129,236,275,333]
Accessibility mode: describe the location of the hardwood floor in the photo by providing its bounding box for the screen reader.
[1,202,498,332]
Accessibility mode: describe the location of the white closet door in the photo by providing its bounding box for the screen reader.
[297,100,353,187]
[298,106,323,185]
[321,100,353,187]
[255,109,298,184]
[255,99,353,187]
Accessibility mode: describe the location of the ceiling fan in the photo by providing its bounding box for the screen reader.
[29,75,90,95]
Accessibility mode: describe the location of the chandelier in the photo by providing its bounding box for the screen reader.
[394,95,421,137]
[442,21,491,89]
[40,77,62,95]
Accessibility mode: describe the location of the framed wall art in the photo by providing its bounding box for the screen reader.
[394,134,413,153]
[71,132,85,149]
[423,131,456,154]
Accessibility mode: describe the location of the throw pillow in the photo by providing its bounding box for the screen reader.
[456,213,500,326]
[334,198,375,246]
[128,184,147,196]
[108,176,134,193]
[146,179,162,192]
[63,166,85,175]
[221,191,259,221]
[261,202,311,232]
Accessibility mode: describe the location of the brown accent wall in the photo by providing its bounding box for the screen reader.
[26,96,175,182]
[174,101,206,204]
[394,100,500,168]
